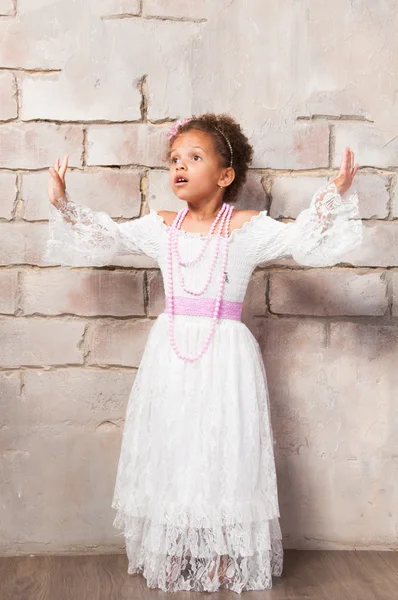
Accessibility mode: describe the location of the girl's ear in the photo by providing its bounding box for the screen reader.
[218,167,235,188]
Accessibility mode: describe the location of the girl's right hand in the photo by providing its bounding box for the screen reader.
[47,155,69,207]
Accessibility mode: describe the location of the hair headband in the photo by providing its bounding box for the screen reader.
[167,119,233,167]
[213,127,234,167]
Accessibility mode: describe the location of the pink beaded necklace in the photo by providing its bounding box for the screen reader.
[167,203,234,362]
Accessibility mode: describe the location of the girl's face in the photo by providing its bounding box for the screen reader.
[169,129,234,204]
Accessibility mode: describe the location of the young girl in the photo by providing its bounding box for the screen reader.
[46,113,362,594]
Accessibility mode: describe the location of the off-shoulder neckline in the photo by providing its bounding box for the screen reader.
[151,209,268,241]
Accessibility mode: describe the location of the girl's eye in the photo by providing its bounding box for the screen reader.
[193,155,201,161]
[171,157,179,163]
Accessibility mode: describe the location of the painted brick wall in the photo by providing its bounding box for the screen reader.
[1,0,397,554]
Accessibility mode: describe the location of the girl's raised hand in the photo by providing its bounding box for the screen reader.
[332,147,359,196]
[47,155,69,207]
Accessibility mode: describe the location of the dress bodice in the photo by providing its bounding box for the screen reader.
[156,215,260,303]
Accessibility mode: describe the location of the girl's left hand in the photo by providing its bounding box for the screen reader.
[332,147,359,195]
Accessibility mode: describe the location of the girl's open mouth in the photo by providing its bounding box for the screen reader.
[175,176,188,185]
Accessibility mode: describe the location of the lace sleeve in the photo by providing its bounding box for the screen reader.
[249,180,363,267]
[44,194,161,267]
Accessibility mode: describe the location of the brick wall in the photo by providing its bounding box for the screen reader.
[1,0,397,554]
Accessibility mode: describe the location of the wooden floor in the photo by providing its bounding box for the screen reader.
[1,550,397,600]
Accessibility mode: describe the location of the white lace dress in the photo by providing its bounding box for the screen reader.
[45,181,362,593]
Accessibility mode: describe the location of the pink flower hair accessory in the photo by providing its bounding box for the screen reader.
[167,118,191,141]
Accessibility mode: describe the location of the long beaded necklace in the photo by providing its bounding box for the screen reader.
[175,204,230,296]
[167,203,234,362]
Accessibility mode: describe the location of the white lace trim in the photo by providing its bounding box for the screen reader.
[112,510,283,593]
[45,196,161,266]
[251,180,363,266]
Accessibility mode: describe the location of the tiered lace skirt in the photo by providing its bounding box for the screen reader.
[111,313,283,593]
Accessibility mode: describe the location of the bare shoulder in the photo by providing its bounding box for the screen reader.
[157,210,177,227]
[231,209,261,230]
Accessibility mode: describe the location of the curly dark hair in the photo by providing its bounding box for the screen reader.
[168,113,253,202]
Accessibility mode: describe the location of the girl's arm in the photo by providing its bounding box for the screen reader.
[46,156,161,267]
[248,148,363,267]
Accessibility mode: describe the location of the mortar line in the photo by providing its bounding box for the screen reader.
[101,14,207,23]
[297,114,374,123]
[20,371,25,399]
[80,322,91,365]
[0,67,61,74]
[10,172,20,220]
[138,74,148,123]
[1,312,154,321]
[1,164,397,177]
[0,310,393,323]
[12,71,20,121]
[139,169,149,215]
[387,172,395,220]
[260,173,272,213]
[4,166,397,179]
[143,270,149,317]
[82,128,88,167]
[15,270,23,316]
[386,271,393,319]
[265,271,270,314]
[0,363,140,372]
[0,365,139,373]
[1,262,397,272]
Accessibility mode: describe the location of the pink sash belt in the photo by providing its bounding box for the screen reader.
[165,296,243,321]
